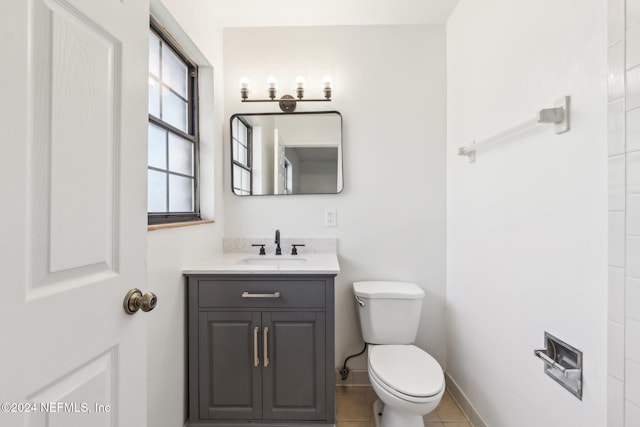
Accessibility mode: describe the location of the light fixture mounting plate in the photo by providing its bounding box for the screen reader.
[279,95,297,112]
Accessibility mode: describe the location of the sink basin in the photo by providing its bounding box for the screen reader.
[237,257,307,266]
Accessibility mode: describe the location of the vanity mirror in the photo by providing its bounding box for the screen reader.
[230,111,343,196]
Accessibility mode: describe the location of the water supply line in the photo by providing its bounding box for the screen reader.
[339,343,368,381]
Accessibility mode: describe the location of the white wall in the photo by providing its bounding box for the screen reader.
[607,0,640,424]
[223,25,447,370]
[447,0,607,426]
[146,1,226,426]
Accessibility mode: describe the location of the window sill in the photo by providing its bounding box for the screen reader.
[148,219,214,232]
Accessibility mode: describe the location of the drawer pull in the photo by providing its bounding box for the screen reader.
[263,327,270,368]
[242,292,281,299]
[253,326,260,367]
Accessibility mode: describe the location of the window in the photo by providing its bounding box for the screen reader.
[231,117,252,195]
[147,18,199,224]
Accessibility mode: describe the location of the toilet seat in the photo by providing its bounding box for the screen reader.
[368,345,444,403]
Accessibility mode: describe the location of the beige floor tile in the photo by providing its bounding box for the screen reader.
[337,422,373,427]
[439,390,455,404]
[363,388,378,403]
[424,409,441,422]
[337,398,373,421]
[436,399,468,422]
[336,385,469,426]
[337,386,368,399]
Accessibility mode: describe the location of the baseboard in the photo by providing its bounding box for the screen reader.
[445,372,487,427]
[335,369,370,386]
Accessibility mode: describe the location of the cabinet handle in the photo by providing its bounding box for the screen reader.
[253,326,260,367]
[242,292,281,298]
[263,327,270,368]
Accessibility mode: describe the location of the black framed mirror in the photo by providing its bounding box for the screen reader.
[230,111,343,196]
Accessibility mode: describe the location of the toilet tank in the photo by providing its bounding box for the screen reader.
[353,281,425,345]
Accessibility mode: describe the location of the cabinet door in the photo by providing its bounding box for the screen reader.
[199,311,262,420]
[262,311,326,421]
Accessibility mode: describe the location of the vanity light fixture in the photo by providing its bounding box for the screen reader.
[239,75,332,112]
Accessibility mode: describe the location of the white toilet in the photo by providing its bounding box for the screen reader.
[353,281,445,427]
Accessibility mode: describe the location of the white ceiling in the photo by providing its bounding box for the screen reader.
[210,0,460,27]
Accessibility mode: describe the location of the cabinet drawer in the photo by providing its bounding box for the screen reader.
[198,279,325,309]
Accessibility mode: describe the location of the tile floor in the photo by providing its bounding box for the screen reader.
[336,385,472,427]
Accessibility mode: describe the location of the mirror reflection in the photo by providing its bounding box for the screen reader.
[231,112,343,196]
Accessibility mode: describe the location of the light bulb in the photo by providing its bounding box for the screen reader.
[240,77,250,100]
[295,76,305,100]
[322,76,332,100]
[267,76,278,100]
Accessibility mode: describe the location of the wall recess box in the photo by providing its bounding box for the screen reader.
[534,332,583,400]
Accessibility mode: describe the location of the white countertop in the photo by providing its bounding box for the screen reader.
[183,252,340,275]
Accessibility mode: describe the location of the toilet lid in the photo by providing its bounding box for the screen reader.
[369,345,444,398]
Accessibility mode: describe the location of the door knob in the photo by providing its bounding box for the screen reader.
[123,288,157,314]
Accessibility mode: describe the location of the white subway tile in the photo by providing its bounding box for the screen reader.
[611,321,626,380]
[630,0,640,28]
[611,42,626,101]
[629,151,640,193]
[628,237,640,278]
[629,319,640,363]
[610,266,626,323]
[629,25,640,69]
[628,360,640,407]
[627,277,640,321]
[610,0,626,44]
[629,66,640,110]
[611,100,627,156]
[610,155,627,211]
[610,376,625,427]
[630,195,640,236]
[611,212,627,267]
[627,399,640,426]
[629,108,640,153]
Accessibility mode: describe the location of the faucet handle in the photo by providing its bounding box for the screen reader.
[291,244,305,255]
[251,244,266,255]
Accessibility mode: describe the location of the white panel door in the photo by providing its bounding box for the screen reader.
[0,0,149,426]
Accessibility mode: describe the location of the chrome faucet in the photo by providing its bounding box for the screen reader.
[274,229,282,255]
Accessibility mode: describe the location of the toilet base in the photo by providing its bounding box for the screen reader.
[372,399,424,427]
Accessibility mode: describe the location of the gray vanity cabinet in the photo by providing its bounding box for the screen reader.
[186,274,335,427]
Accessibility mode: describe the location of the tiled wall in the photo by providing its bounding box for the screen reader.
[608,0,640,425]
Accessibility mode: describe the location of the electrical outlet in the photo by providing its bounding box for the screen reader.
[325,209,337,227]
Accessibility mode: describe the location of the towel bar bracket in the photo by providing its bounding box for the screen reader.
[544,95,570,134]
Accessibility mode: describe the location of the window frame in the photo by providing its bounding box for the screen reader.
[148,16,201,225]
[231,116,253,195]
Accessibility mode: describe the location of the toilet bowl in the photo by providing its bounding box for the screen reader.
[368,345,444,427]
[353,281,445,427]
